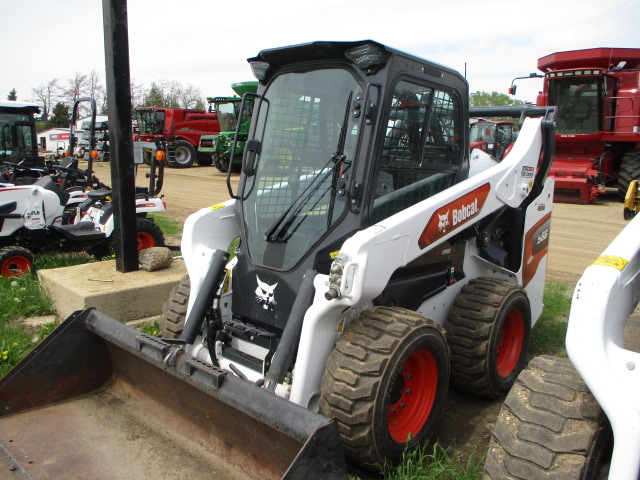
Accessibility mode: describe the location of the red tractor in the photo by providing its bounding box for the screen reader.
[516,47,640,203]
[134,107,220,168]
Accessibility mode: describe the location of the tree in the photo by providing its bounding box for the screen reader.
[49,102,70,128]
[144,82,164,107]
[87,70,105,109]
[470,91,523,107]
[142,80,204,109]
[7,89,17,101]
[32,79,60,121]
[130,78,146,113]
[65,72,89,104]
[64,72,90,121]
[178,84,203,109]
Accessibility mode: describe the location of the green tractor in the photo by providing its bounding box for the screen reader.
[200,81,257,173]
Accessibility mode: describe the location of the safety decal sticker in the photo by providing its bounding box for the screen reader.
[521,166,534,178]
[209,204,225,211]
[592,255,628,271]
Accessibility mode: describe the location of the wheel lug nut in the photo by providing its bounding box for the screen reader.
[406,389,412,394]
[391,408,397,414]
[406,374,413,379]
[400,403,405,409]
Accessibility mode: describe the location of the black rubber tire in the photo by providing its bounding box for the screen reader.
[484,356,612,479]
[87,218,164,259]
[142,151,153,166]
[617,149,640,200]
[445,278,531,399]
[135,217,165,250]
[196,152,214,166]
[0,246,35,278]
[160,274,190,339]
[171,140,196,168]
[319,306,450,468]
[213,153,229,173]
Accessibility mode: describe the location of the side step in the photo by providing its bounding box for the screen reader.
[50,221,107,244]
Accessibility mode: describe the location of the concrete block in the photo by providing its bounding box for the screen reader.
[38,259,187,323]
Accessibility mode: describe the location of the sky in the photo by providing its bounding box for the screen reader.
[2,0,638,109]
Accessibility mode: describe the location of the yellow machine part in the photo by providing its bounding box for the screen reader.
[624,180,640,220]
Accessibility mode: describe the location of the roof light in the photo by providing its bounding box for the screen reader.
[344,44,384,71]
[250,61,270,81]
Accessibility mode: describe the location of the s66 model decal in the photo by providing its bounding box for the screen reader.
[522,213,552,287]
[418,183,491,249]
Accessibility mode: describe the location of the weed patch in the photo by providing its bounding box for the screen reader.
[381,442,483,480]
[530,282,572,357]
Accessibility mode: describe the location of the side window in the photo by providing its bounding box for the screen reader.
[372,81,461,223]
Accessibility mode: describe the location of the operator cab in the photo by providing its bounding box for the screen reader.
[231,41,469,332]
[0,101,43,168]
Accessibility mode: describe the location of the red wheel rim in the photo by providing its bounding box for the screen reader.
[387,349,438,443]
[137,232,155,251]
[2,255,32,278]
[496,308,525,377]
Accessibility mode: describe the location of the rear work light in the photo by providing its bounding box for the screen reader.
[250,61,270,81]
[344,43,384,73]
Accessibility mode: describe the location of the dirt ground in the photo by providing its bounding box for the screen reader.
[104,163,629,465]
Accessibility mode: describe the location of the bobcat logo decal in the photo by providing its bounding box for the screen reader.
[255,276,278,311]
[438,211,450,233]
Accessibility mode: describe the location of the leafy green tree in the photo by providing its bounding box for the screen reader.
[144,83,164,107]
[49,102,70,128]
[7,89,17,101]
[35,121,53,134]
[470,91,524,107]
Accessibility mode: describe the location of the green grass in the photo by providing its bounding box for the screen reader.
[530,282,572,357]
[381,443,483,480]
[138,320,161,336]
[0,322,37,377]
[148,213,182,237]
[0,273,53,323]
[0,252,99,377]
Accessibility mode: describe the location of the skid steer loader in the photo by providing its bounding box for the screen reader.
[0,40,555,479]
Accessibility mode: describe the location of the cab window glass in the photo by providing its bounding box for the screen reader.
[372,81,461,223]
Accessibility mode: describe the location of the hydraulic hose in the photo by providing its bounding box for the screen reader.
[181,249,229,345]
[265,270,317,389]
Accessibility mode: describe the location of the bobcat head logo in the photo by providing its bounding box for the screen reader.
[438,211,450,233]
[255,276,278,311]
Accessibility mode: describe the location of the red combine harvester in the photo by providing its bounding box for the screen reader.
[134,107,220,168]
[526,48,640,203]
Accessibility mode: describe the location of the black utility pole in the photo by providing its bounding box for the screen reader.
[102,0,138,272]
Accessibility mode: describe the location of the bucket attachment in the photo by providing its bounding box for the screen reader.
[0,309,348,480]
